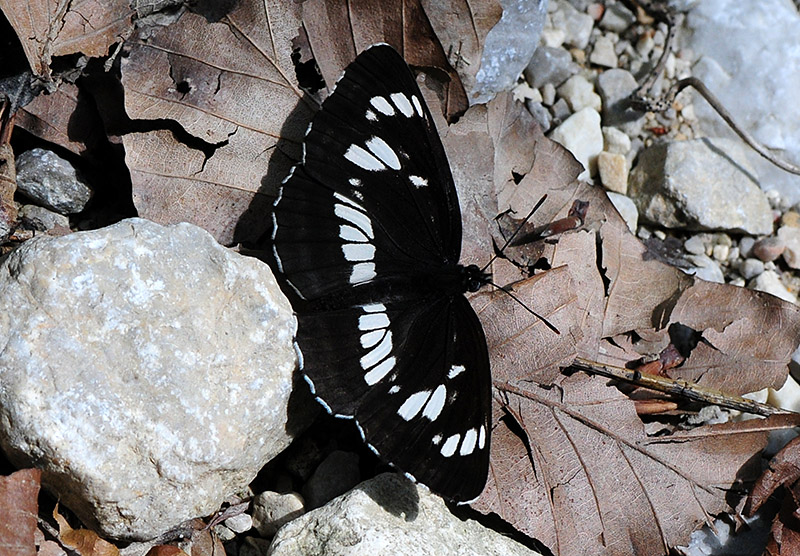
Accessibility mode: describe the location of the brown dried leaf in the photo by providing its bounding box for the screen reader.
[54,503,119,556]
[121,1,309,245]
[0,0,134,78]
[145,546,189,556]
[748,436,800,555]
[0,468,41,556]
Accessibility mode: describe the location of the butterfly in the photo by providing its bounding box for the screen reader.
[271,44,491,503]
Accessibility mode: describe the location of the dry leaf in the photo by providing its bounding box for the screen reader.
[121,1,309,245]
[301,0,475,120]
[145,546,189,556]
[0,468,41,556]
[54,503,119,556]
[0,0,134,79]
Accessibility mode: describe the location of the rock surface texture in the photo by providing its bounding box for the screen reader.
[268,473,542,556]
[0,218,300,540]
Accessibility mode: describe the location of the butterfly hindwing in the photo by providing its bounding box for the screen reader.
[297,294,490,502]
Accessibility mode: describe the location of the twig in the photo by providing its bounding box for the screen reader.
[570,357,794,417]
[626,1,800,176]
[632,77,800,175]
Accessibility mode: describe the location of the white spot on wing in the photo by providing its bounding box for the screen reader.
[478,425,486,449]
[441,434,460,457]
[391,92,414,117]
[334,204,373,239]
[365,136,400,170]
[398,390,430,421]
[358,312,389,330]
[460,428,478,456]
[448,364,466,379]
[350,262,376,284]
[370,96,395,116]
[360,329,384,349]
[411,95,424,117]
[345,144,386,171]
[422,384,446,420]
[360,332,392,369]
[362,303,386,313]
[366,109,378,121]
[339,225,369,243]
[342,243,375,262]
[364,356,395,385]
[409,175,428,188]
[432,434,442,445]
[349,178,362,187]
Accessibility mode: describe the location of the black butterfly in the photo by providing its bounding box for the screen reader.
[271,44,491,502]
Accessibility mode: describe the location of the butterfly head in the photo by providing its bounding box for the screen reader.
[463,264,491,293]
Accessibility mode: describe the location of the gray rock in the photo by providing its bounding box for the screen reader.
[683,235,707,256]
[526,101,552,131]
[302,451,361,510]
[19,204,70,232]
[628,138,773,235]
[269,473,542,556]
[550,0,594,49]
[739,236,756,258]
[549,97,572,124]
[739,258,765,280]
[685,0,800,207]
[470,0,548,103]
[556,74,601,112]
[225,513,254,534]
[606,192,638,232]
[252,491,305,537]
[15,148,92,214]
[750,270,797,304]
[779,225,800,269]
[602,125,631,154]
[751,236,785,263]
[599,2,636,32]
[0,218,302,540]
[589,35,618,68]
[685,254,725,284]
[524,45,578,89]
[595,68,643,130]
[549,107,603,179]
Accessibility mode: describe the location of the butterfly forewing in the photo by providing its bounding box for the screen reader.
[271,44,490,502]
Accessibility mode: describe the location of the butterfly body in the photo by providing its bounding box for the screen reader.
[271,45,491,502]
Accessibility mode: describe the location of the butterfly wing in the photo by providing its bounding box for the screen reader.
[271,44,490,502]
[272,44,461,303]
[298,294,490,502]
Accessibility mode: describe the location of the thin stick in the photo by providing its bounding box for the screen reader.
[571,357,794,417]
[633,77,800,175]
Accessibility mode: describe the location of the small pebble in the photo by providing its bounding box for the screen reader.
[727,246,740,262]
[739,258,765,280]
[541,82,556,105]
[751,270,797,304]
[712,244,729,262]
[778,226,800,269]
[590,35,618,68]
[653,230,666,240]
[686,255,724,284]
[752,237,785,262]
[214,524,236,542]
[598,151,628,194]
[252,491,305,537]
[684,236,706,255]
[738,236,756,258]
[602,126,631,154]
[729,276,746,287]
[714,233,733,247]
[225,513,253,534]
[557,74,602,112]
[781,211,800,228]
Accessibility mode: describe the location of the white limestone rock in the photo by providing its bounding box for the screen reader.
[549,107,604,179]
[0,218,303,540]
[269,473,542,556]
[628,138,773,235]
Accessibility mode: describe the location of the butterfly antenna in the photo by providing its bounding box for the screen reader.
[488,279,560,334]
[481,194,547,273]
